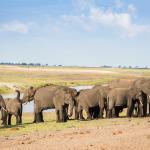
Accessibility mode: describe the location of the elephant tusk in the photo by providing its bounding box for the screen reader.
[1,107,7,112]
[139,100,143,106]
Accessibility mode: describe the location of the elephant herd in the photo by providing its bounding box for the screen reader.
[1,78,150,126]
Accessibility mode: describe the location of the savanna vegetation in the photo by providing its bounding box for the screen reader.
[0,65,150,94]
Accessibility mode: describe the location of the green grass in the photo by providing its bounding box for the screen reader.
[0,111,148,137]
[1,65,150,94]
[0,86,13,94]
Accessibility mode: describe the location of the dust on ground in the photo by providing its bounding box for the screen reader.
[1,118,150,150]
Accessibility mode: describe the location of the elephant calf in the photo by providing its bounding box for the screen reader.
[5,90,22,125]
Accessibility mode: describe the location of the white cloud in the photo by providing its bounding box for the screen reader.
[0,21,30,33]
[62,1,150,38]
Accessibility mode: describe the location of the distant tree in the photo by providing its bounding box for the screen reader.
[21,62,27,66]
[129,66,132,69]
[144,66,148,69]
[135,66,139,69]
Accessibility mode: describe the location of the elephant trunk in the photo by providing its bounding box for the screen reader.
[68,99,74,117]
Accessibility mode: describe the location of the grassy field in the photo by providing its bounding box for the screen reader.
[0,111,146,137]
[0,65,150,94]
[0,65,150,138]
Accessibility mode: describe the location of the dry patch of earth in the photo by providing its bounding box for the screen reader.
[1,118,150,150]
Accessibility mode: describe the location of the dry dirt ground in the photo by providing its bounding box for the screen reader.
[1,118,150,150]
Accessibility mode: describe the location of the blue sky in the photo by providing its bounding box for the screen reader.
[0,0,150,67]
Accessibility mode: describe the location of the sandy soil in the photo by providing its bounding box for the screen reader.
[0,66,117,74]
[1,119,150,150]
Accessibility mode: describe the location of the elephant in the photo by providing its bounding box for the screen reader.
[4,90,22,125]
[22,85,77,123]
[76,85,110,120]
[53,88,76,122]
[107,87,145,118]
[109,78,143,117]
[127,89,147,117]
[131,78,150,116]
[109,78,137,88]
[0,95,7,126]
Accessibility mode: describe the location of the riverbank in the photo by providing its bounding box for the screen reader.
[1,65,149,94]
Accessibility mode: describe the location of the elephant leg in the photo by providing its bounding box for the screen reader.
[36,112,42,123]
[89,108,93,119]
[19,109,22,124]
[19,114,22,124]
[75,106,79,120]
[148,103,150,116]
[127,98,134,117]
[134,107,138,117]
[62,106,68,122]
[55,109,60,122]
[142,98,147,117]
[78,104,84,120]
[138,104,143,117]
[93,106,100,119]
[8,114,12,125]
[59,106,65,122]
[33,113,36,123]
[1,110,7,126]
[40,111,44,122]
[64,106,69,121]
[114,107,120,118]
[107,109,112,118]
[16,115,19,125]
[79,110,84,120]
[85,108,92,120]
[100,107,104,118]
[127,105,134,117]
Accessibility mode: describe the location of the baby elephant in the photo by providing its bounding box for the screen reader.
[5,90,22,125]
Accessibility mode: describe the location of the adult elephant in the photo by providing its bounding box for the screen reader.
[109,78,138,116]
[127,89,147,117]
[76,85,110,120]
[131,78,150,116]
[107,87,145,118]
[0,95,7,126]
[22,85,77,123]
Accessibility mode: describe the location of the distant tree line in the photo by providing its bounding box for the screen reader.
[0,62,149,69]
[0,62,48,66]
[100,65,149,69]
